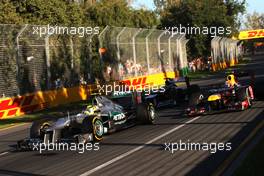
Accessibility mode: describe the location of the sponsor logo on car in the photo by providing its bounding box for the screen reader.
[113,113,126,121]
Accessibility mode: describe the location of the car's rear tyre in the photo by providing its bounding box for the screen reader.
[246,86,254,107]
[236,87,253,110]
[136,103,156,124]
[188,91,203,106]
[236,87,247,102]
[82,116,103,142]
[30,119,56,139]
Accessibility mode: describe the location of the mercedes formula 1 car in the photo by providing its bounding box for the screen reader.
[186,72,255,116]
[17,92,156,150]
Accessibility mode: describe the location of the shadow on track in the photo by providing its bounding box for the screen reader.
[185,110,264,176]
[0,169,45,176]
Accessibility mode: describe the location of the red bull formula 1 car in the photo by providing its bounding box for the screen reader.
[186,71,255,116]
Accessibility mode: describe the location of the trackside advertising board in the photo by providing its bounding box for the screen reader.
[0,72,175,119]
[238,29,264,40]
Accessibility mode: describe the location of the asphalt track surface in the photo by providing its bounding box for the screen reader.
[0,55,263,176]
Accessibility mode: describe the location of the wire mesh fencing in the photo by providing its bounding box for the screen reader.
[211,37,243,71]
[98,26,189,80]
[0,24,20,97]
[0,24,96,97]
[0,24,189,97]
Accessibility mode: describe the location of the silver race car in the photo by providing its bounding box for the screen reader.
[17,92,157,150]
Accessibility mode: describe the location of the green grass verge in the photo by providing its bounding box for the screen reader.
[187,70,215,79]
[187,57,252,80]
[234,136,264,176]
[0,100,88,129]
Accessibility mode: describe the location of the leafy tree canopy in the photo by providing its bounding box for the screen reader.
[85,0,157,28]
[155,0,246,58]
[0,0,24,24]
[0,0,157,28]
[245,12,264,30]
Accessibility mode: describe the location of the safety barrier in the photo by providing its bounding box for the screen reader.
[0,71,174,119]
[238,29,264,40]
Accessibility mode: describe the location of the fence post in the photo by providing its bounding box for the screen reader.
[168,35,173,71]
[70,37,74,69]
[176,35,180,69]
[98,25,109,48]
[178,35,185,70]
[145,29,154,74]
[132,28,142,77]
[182,38,189,73]
[16,24,28,95]
[88,34,95,82]
[157,31,166,57]
[45,33,51,89]
[98,26,110,78]
[116,27,126,61]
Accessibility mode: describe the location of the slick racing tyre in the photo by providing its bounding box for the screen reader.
[188,91,204,106]
[30,118,56,139]
[82,116,104,142]
[236,87,252,110]
[236,87,247,102]
[136,103,156,124]
[246,86,254,107]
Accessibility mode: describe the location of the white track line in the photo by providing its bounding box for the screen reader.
[80,116,201,176]
[0,152,9,157]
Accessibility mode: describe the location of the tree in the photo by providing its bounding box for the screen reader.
[245,12,264,30]
[0,0,85,25]
[154,0,181,14]
[85,0,157,28]
[156,0,246,58]
[0,0,23,24]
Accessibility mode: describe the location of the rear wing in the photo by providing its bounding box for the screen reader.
[164,77,191,87]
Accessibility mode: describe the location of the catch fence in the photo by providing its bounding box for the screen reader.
[211,37,243,70]
[0,24,189,97]
[98,26,189,80]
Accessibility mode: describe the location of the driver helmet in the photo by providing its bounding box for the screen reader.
[225,74,238,88]
[84,105,99,115]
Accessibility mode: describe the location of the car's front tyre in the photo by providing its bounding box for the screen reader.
[30,118,56,139]
[82,116,104,142]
